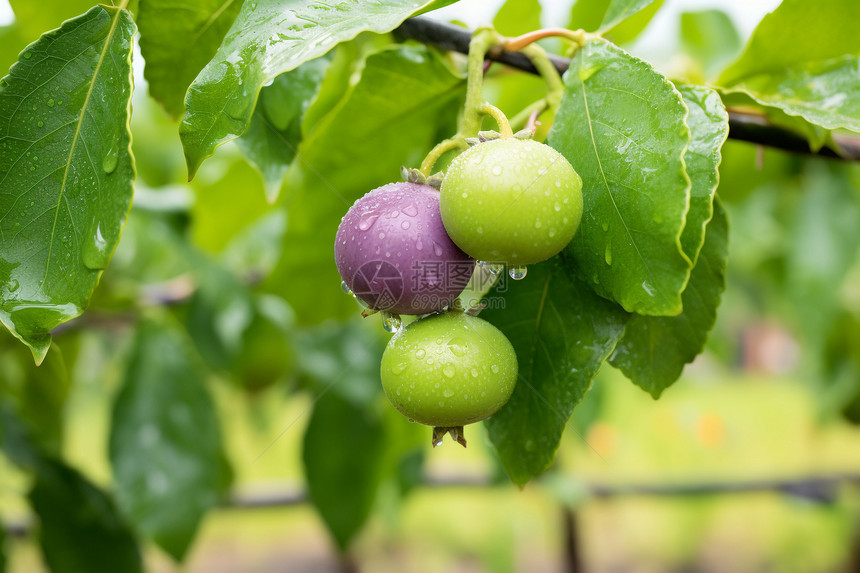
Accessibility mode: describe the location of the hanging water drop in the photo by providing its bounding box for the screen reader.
[488,263,503,275]
[340,280,353,296]
[381,311,401,333]
[509,265,527,280]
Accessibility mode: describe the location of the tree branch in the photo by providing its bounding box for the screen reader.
[395,17,860,162]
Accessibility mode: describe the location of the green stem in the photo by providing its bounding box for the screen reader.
[479,104,513,138]
[509,98,548,133]
[520,44,565,119]
[461,28,500,138]
[420,137,466,176]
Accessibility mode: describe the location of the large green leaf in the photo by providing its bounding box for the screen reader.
[8,0,100,40]
[265,45,464,324]
[548,39,692,316]
[302,393,385,550]
[569,0,663,43]
[610,200,728,398]
[110,318,231,561]
[236,57,330,202]
[0,6,136,364]
[600,0,659,32]
[723,56,860,135]
[30,458,143,573]
[719,0,860,86]
[717,0,860,136]
[678,85,728,265]
[493,0,541,37]
[180,0,442,178]
[482,257,628,486]
[137,0,244,118]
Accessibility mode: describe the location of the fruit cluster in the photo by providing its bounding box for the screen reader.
[334,133,583,445]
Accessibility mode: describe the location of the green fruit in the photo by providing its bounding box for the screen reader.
[440,137,583,265]
[380,311,518,428]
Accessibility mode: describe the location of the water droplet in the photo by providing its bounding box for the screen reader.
[470,367,478,377]
[378,232,385,239]
[401,220,410,230]
[476,226,483,234]
[491,364,500,374]
[554,202,561,212]
[604,243,612,265]
[46,98,55,107]
[393,362,408,374]
[340,280,353,295]
[415,348,426,360]
[443,388,454,397]
[601,222,609,232]
[509,265,527,280]
[442,364,456,378]
[23,52,31,59]
[447,337,467,356]
[535,220,542,229]
[488,263,503,275]
[381,311,401,333]
[492,165,502,176]
[37,120,43,128]
[388,210,400,218]
[102,142,118,174]
[642,281,655,296]
[358,214,379,231]
[432,241,443,257]
[8,279,19,292]
[82,221,109,269]
[461,192,468,198]
[402,204,418,217]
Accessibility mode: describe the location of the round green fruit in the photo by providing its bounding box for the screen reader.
[440,137,583,265]
[380,311,518,428]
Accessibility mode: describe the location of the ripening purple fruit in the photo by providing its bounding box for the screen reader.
[335,182,474,315]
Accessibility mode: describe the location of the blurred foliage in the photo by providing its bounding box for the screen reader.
[1,0,860,571]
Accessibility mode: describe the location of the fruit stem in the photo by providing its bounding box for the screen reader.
[420,137,466,176]
[509,98,548,134]
[479,104,514,138]
[520,44,565,120]
[504,28,586,52]
[461,28,501,138]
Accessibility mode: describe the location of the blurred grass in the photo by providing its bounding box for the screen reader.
[3,351,860,571]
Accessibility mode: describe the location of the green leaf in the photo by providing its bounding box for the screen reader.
[610,199,728,398]
[547,39,692,316]
[679,10,741,81]
[493,0,541,37]
[678,85,728,265]
[602,0,664,46]
[137,0,244,118]
[302,393,385,550]
[719,0,860,86]
[0,6,136,364]
[0,335,69,456]
[8,0,101,40]
[236,57,330,202]
[180,0,442,178]
[569,0,611,32]
[722,56,860,135]
[29,458,143,573]
[600,0,659,32]
[264,45,464,324]
[110,318,231,561]
[482,257,628,486]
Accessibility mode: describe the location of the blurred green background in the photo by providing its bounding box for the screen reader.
[2,0,860,571]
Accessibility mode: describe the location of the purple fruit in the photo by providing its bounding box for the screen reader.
[335,182,474,315]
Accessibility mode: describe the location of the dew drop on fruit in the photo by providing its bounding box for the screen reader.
[432,241,444,256]
[382,311,402,333]
[416,348,426,360]
[488,263,503,275]
[491,364,500,374]
[402,204,418,217]
[442,364,456,378]
[443,388,454,397]
[401,221,410,230]
[509,265,527,280]
[358,214,379,231]
[340,280,353,296]
[447,337,467,356]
